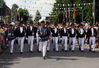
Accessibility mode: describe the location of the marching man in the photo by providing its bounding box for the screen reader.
[51,24,59,52]
[77,24,85,52]
[5,24,15,54]
[61,24,68,52]
[17,23,25,54]
[36,23,41,52]
[26,23,35,53]
[68,24,76,52]
[46,22,51,52]
[87,24,97,52]
[37,21,50,59]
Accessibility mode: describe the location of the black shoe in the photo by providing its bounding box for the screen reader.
[37,49,39,52]
[62,49,64,51]
[81,50,84,52]
[64,50,68,52]
[92,51,96,53]
[38,51,41,53]
[43,56,46,60]
[79,48,81,51]
[89,49,92,52]
[10,53,13,55]
[47,51,49,52]
[29,51,33,53]
[53,48,55,51]
[72,50,74,52]
[56,51,59,52]
[69,48,71,51]
[20,52,23,54]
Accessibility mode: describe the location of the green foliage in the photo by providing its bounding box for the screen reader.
[50,0,71,24]
[0,0,2,8]
[18,8,29,24]
[50,0,93,24]
[96,0,99,22]
[35,10,41,20]
[11,4,19,22]
[83,4,92,23]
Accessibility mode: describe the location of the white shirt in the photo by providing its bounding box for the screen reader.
[54,28,57,33]
[91,28,94,35]
[64,28,66,33]
[71,28,74,34]
[20,27,23,33]
[30,26,32,31]
[80,28,83,35]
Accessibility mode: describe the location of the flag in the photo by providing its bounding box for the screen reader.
[93,0,95,16]
[73,8,76,19]
[81,4,84,22]
[62,12,65,23]
[68,8,70,22]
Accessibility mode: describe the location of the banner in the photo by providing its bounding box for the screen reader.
[81,4,84,22]
[68,8,70,22]
[93,0,95,16]
[73,8,75,19]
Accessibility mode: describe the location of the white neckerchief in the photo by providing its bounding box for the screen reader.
[64,28,66,33]
[20,27,23,33]
[80,28,83,35]
[54,28,57,33]
[71,28,74,34]
[30,26,32,31]
[91,28,94,35]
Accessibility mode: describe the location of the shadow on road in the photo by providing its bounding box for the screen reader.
[0,43,99,68]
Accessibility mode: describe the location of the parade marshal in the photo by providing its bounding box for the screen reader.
[37,21,50,59]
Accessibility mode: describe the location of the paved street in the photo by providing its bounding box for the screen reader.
[0,42,99,68]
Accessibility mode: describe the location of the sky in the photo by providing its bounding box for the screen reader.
[4,0,56,20]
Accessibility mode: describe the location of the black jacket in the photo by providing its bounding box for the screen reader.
[51,28,59,37]
[68,28,76,37]
[77,28,85,38]
[17,27,25,37]
[87,28,97,37]
[60,28,68,36]
[26,26,35,36]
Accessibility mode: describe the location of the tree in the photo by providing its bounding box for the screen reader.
[50,0,71,24]
[18,8,29,24]
[50,0,93,24]
[11,4,19,22]
[35,10,41,21]
[83,3,92,23]
[96,0,99,22]
[0,0,3,8]
[28,14,33,21]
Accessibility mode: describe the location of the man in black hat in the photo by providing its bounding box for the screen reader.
[46,22,51,52]
[77,24,85,52]
[37,21,50,59]
[51,24,59,52]
[17,23,26,54]
[36,23,41,52]
[26,22,35,53]
[87,24,97,52]
[5,24,15,54]
[68,24,76,52]
[60,24,68,52]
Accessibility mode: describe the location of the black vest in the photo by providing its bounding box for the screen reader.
[17,27,25,37]
[77,28,85,38]
[51,28,58,37]
[26,26,34,36]
[87,28,97,37]
[69,28,76,37]
[60,28,68,36]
